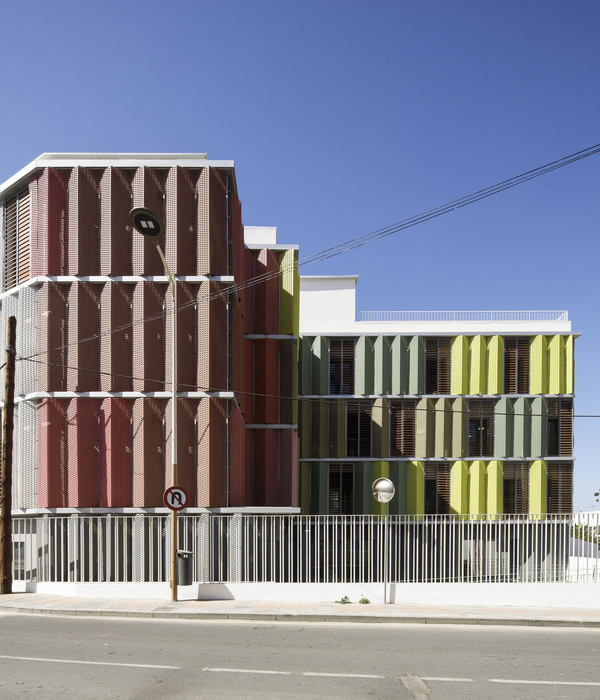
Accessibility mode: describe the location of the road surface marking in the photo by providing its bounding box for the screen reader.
[490,679,600,686]
[422,677,473,682]
[304,672,384,679]
[203,667,292,675]
[0,654,178,670]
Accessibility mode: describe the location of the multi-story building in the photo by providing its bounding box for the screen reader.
[0,153,299,514]
[0,153,577,525]
[298,276,575,516]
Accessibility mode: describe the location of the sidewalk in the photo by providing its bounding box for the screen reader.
[1,592,599,627]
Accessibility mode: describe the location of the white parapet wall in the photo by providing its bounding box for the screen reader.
[20,580,600,609]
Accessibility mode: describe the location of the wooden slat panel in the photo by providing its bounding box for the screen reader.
[468,399,494,457]
[426,338,451,394]
[17,191,30,283]
[328,463,353,514]
[505,337,530,394]
[329,338,355,394]
[547,461,573,513]
[503,462,529,514]
[390,400,416,457]
[4,195,18,290]
[424,462,449,514]
[559,399,573,456]
[347,400,371,457]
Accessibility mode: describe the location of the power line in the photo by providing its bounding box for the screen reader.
[15,143,600,364]
[13,354,599,420]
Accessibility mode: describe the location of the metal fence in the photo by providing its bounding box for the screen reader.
[10,512,600,585]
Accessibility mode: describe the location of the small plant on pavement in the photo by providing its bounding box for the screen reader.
[335,595,351,605]
[358,596,370,604]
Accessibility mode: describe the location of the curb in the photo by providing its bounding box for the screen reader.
[2,604,600,628]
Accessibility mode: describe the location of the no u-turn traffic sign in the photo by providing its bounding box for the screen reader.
[163,486,188,511]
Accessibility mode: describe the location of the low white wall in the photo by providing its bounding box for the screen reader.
[18,580,600,609]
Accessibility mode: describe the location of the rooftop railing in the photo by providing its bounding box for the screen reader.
[356,310,569,323]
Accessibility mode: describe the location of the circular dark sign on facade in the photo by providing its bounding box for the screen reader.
[129,207,165,239]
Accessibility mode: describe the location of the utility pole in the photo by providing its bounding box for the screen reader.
[0,316,16,594]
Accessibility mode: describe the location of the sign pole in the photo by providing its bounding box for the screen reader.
[129,208,180,602]
[384,501,389,605]
[372,477,396,605]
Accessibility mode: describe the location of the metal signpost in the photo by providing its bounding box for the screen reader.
[372,477,395,604]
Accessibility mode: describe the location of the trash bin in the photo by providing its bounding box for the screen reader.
[177,550,193,586]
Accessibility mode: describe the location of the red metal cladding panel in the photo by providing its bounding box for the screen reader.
[254,249,280,335]
[208,168,228,275]
[196,168,228,276]
[196,398,227,507]
[132,282,165,392]
[66,398,100,507]
[67,282,100,392]
[99,398,132,507]
[254,429,279,506]
[245,426,255,506]
[163,399,196,503]
[132,398,165,507]
[99,167,133,276]
[36,281,68,392]
[165,167,197,276]
[264,249,281,334]
[254,339,279,424]
[230,298,244,409]
[197,281,227,393]
[243,338,255,424]
[131,167,166,276]
[196,168,210,275]
[253,339,265,423]
[278,428,298,508]
[99,282,132,392]
[210,285,228,393]
[36,399,67,507]
[164,282,197,393]
[228,406,247,507]
[264,338,279,423]
[242,248,255,332]
[29,168,67,277]
[229,188,245,286]
[67,167,100,275]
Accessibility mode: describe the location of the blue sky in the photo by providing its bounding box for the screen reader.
[1,0,598,509]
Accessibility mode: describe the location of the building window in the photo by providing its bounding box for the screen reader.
[4,189,31,291]
[347,400,371,457]
[547,399,573,457]
[503,462,529,514]
[425,338,451,394]
[504,337,529,394]
[547,462,573,514]
[425,463,450,514]
[390,400,416,457]
[329,463,353,514]
[329,339,355,394]
[468,399,494,457]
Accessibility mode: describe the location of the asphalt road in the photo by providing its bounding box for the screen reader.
[0,613,599,699]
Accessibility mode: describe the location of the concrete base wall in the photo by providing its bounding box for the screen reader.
[16,580,600,609]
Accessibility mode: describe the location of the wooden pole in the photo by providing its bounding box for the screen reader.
[0,316,16,594]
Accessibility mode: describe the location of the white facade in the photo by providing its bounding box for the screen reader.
[299,275,573,336]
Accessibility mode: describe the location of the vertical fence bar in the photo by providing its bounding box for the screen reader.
[9,512,600,587]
